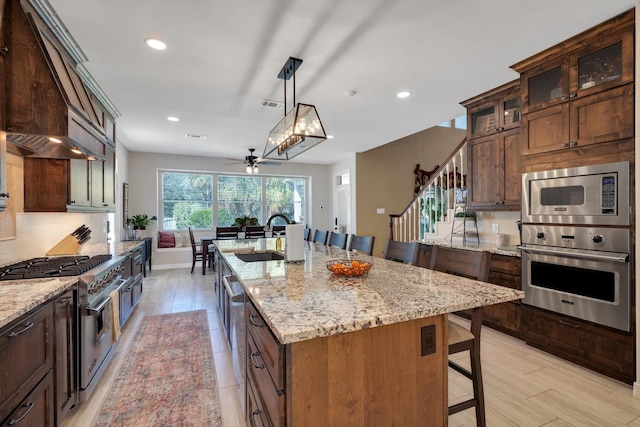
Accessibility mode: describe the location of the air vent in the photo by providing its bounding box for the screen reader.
[262,99,283,108]
[185,134,207,139]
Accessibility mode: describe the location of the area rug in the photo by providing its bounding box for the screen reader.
[93,310,222,426]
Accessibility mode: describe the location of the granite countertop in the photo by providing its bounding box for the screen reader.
[215,238,524,345]
[0,240,145,330]
[0,278,78,330]
[422,238,521,257]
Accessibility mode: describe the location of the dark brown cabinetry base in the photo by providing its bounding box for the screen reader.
[524,306,634,385]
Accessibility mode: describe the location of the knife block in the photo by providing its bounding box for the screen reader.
[46,235,80,256]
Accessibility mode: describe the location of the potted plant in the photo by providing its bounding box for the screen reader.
[127,214,157,230]
[233,215,259,229]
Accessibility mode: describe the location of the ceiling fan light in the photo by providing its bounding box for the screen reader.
[253,165,259,174]
[246,165,252,174]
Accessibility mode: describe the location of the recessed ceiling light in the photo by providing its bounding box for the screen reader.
[327,135,334,139]
[145,38,167,50]
[48,137,62,143]
[167,116,180,122]
[397,91,411,98]
[185,134,207,139]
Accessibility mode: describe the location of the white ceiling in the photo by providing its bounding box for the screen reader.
[47,0,636,166]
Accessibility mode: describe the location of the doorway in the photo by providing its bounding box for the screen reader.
[333,170,351,235]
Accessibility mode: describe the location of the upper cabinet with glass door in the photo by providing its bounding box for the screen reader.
[515,10,634,115]
[464,80,520,140]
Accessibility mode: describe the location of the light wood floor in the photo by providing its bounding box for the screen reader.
[61,268,640,427]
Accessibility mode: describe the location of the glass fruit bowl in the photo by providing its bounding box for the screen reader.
[326,259,372,276]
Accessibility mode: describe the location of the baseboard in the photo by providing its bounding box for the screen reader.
[633,382,640,399]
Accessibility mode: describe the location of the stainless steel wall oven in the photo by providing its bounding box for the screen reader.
[520,224,630,331]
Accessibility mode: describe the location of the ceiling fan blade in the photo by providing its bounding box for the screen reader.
[257,161,281,166]
[224,161,246,165]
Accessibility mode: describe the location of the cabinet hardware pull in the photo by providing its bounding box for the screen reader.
[250,409,261,426]
[58,296,72,304]
[569,92,577,99]
[0,192,9,198]
[561,142,569,148]
[249,314,264,328]
[569,141,578,147]
[7,401,34,424]
[561,95,568,101]
[250,351,265,369]
[558,319,581,329]
[8,322,34,338]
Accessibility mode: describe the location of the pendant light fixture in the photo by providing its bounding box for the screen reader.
[263,57,327,160]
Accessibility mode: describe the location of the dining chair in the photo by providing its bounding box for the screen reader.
[429,245,491,427]
[216,226,240,240]
[244,225,266,239]
[312,230,329,245]
[188,227,204,274]
[303,227,311,241]
[348,234,375,256]
[272,225,286,236]
[383,239,419,265]
[327,231,348,249]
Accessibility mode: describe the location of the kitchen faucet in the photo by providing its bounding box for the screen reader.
[263,213,293,232]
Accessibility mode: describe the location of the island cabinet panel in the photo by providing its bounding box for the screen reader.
[524,306,634,384]
[0,301,54,425]
[286,315,448,427]
[54,289,76,424]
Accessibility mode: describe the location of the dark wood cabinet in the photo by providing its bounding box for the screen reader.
[0,301,54,425]
[524,306,634,384]
[513,10,634,158]
[23,153,115,213]
[53,290,76,424]
[484,254,522,338]
[24,158,69,212]
[462,81,521,210]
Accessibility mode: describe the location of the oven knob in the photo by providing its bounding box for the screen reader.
[536,232,545,240]
[592,234,604,244]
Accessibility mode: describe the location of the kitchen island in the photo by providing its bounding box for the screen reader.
[214,238,524,426]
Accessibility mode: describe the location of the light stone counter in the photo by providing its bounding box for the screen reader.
[0,241,143,330]
[215,238,524,344]
[422,238,521,257]
[0,277,77,329]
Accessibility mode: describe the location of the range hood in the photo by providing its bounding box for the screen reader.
[4,0,118,159]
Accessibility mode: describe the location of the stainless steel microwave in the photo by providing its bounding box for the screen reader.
[522,161,629,226]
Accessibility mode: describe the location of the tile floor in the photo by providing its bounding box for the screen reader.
[61,267,640,427]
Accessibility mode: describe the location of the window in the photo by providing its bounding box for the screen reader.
[161,172,213,230]
[265,177,306,224]
[160,172,307,230]
[217,175,262,226]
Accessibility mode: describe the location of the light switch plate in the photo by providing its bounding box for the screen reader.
[376,208,385,214]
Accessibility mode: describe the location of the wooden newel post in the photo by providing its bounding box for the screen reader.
[389,214,399,241]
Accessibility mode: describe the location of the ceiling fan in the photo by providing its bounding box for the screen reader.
[226,148,281,173]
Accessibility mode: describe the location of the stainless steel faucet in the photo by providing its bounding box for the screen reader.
[264,213,293,232]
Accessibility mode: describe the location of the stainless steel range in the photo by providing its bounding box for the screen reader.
[0,254,128,402]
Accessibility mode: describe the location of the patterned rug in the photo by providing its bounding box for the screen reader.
[94,310,222,426]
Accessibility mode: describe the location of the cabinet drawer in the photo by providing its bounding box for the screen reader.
[0,303,54,422]
[246,302,285,390]
[247,370,269,427]
[247,333,285,427]
[1,372,54,427]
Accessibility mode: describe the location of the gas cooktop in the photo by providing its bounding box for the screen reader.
[0,255,113,281]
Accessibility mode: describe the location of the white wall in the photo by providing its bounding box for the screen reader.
[329,154,357,233]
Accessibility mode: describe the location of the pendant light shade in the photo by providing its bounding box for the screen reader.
[263,57,327,160]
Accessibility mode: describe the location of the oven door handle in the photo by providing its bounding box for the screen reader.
[521,246,629,263]
[84,278,127,314]
[223,275,244,303]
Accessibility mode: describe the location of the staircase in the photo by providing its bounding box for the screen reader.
[389,138,468,243]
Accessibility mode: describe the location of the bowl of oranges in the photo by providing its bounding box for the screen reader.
[326,259,372,277]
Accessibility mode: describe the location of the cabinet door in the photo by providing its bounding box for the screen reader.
[91,159,104,208]
[23,158,69,212]
[103,148,116,207]
[0,132,7,212]
[69,159,91,207]
[54,291,75,424]
[468,135,500,208]
[521,59,569,114]
[520,103,570,156]
[501,129,521,207]
[569,83,634,148]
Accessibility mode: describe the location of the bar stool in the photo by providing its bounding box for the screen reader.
[429,245,491,427]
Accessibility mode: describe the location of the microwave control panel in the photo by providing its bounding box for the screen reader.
[601,175,616,212]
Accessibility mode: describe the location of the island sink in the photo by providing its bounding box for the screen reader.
[235,250,284,262]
